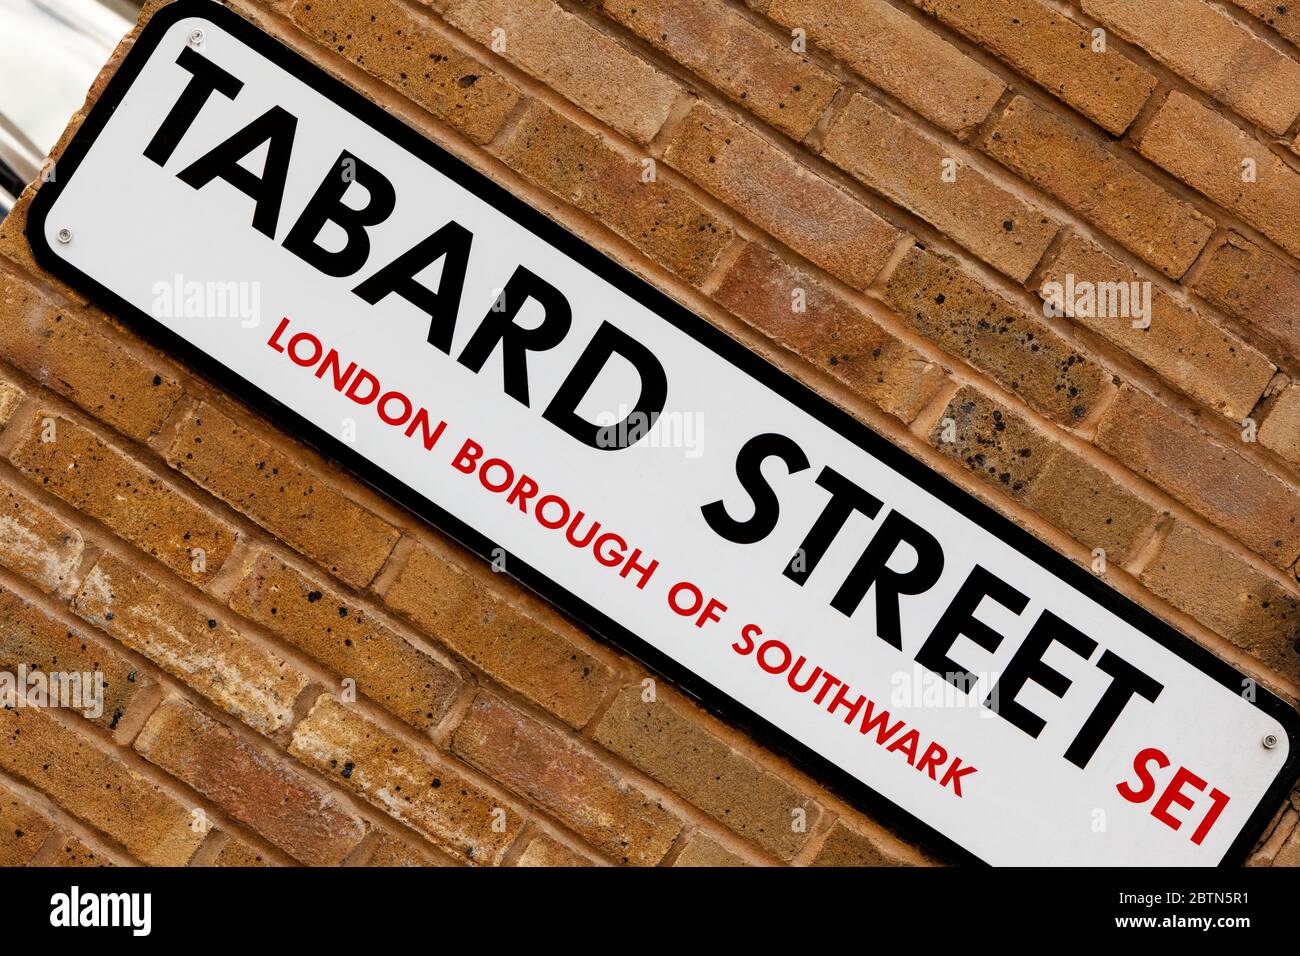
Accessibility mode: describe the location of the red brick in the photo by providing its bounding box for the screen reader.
[1084,0,1300,134]
[883,246,1111,425]
[917,0,1157,135]
[166,403,399,588]
[1139,92,1300,261]
[767,0,1005,135]
[0,583,152,732]
[0,784,52,865]
[985,96,1215,278]
[599,0,840,140]
[444,0,682,143]
[0,483,84,594]
[73,553,310,735]
[1040,235,1275,420]
[135,696,367,866]
[713,242,945,421]
[10,412,237,586]
[495,101,732,283]
[286,0,521,144]
[664,102,900,288]
[1190,233,1300,360]
[384,543,616,728]
[823,94,1057,282]
[1095,386,1300,571]
[593,685,820,860]
[0,271,182,441]
[452,692,683,865]
[290,695,522,865]
[231,552,462,733]
[1140,523,1300,682]
[811,819,922,865]
[0,703,204,866]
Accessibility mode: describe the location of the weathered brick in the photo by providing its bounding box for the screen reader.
[599,0,839,140]
[0,784,52,865]
[0,703,203,866]
[445,0,681,143]
[0,484,84,594]
[823,95,1057,282]
[231,552,461,732]
[917,0,1157,135]
[664,102,900,288]
[10,412,237,586]
[367,836,435,866]
[73,554,309,735]
[713,242,944,421]
[985,96,1214,278]
[0,374,22,427]
[0,583,151,732]
[929,386,1055,495]
[1040,235,1275,420]
[811,819,920,865]
[287,0,520,143]
[0,272,182,441]
[134,697,367,866]
[1190,233,1300,360]
[453,692,682,865]
[291,695,521,865]
[1021,451,1159,564]
[883,246,1111,425]
[1084,0,1300,134]
[213,838,272,867]
[593,686,820,860]
[1230,0,1300,46]
[767,0,1005,135]
[166,403,398,588]
[1095,386,1300,571]
[384,543,615,727]
[1259,385,1300,468]
[928,387,1157,560]
[1275,822,1300,867]
[1139,92,1300,261]
[1140,524,1300,682]
[515,834,594,866]
[673,831,750,866]
[55,835,113,867]
[496,102,731,283]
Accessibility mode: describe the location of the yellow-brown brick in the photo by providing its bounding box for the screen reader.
[10,412,237,586]
[73,554,310,735]
[664,102,900,288]
[166,403,399,588]
[291,695,522,865]
[231,552,462,732]
[0,483,84,594]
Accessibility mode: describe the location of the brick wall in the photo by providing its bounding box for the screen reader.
[0,0,1297,867]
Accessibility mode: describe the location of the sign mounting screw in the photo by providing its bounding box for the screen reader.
[1263,734,1279,749]
[56,227,72,244]
[189,28,205,46]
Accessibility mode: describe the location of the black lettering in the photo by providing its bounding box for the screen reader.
[283,150,396,276]
[144,47,243,166]
[701,433,810,545]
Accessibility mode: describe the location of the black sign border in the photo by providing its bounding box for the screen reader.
[26,0,1300,866]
